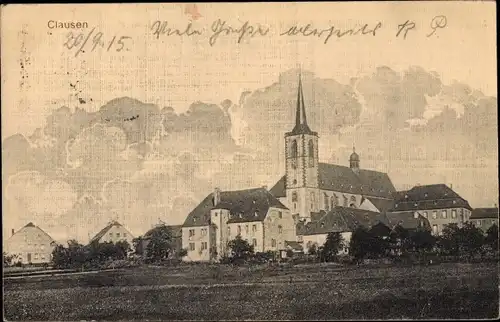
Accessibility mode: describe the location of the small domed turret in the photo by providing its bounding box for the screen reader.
[350,147,360,170]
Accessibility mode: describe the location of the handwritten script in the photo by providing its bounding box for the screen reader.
[62,16,448,55]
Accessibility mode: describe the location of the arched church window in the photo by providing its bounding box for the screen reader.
[308,140,315,167]
[324,193,329,211]
[290,140,298,158]
[292,192,298,202]
[310,192,315,211]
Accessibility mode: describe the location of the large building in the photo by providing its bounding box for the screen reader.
[4,222,56,265]
[470,207,499,232]
[389,184,473,235]
[269,76,396,222]
[182,187,295,262]
[89,220,135,246]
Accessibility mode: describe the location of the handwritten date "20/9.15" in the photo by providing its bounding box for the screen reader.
[63,27,132,57]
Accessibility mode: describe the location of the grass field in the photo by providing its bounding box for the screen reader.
[4,262,499,320]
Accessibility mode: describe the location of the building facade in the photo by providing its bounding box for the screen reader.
[470,207,499,232]
[138,224,183,257]
[4,222,56,265]
[269,76,396,222]
[390,184,473,235]
[182,187,295,262]
[88,220,135,246]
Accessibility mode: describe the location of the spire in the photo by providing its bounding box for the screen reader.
[291,73,314,135]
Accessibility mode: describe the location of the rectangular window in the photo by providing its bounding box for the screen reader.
[41,255,45,260]
[441,210,447,219]
[271,239,276,247]
[237,225,241,235]
[423,211,428,218]
[245,225,249,234]
[477,220,482,227]
[124,233,127,238]
[252,224,257,233]
[451,210,457,219]
[278,225,283,234]
[189,229,195,237]
[41,245,45,251]
[252,239,257,247]
[34,253,39,260]
[201,242,207,250]
[227,226,231,236]
[432,224,438,235]
[116,232,121,238]
[278,211,283,219]
[201,228,207,236]
[432,211,437,219]
[189,243,195,251]
[109,233,113,238]
[297,235,303,242]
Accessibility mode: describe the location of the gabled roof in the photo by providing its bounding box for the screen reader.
[270,163,396,199]
[183,188,288,227]
[391,184,472,212]
[386,211,431,231]
[296,207,389,236]
[10,222,55,242]
[364,197,395,214]
[89,220,133,244]
[470,208,499,219]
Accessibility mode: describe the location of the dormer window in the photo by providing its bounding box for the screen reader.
[239,213,242,219]
[405,194,408,199]
[424,193,428,198]
[254,212,258,217]
[452,200,456,204]
[320,223,325,228]
[414,203,418,207]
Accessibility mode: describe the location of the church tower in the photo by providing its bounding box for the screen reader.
[284,75,319,221]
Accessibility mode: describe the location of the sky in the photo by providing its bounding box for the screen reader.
[1,2,497,243]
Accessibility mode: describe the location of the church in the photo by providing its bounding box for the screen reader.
[269,76,396,222]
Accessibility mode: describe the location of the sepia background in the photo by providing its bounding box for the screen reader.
[1,2,497,244]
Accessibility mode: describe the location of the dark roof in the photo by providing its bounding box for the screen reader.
[89,221,132,244]
[270,163,395,199]
[285,241,303,251]
[386,211,431,231]
[144,224,182,240]
[470,208,499,219]
[363,197,395,213]
[269,176,287,198]
[183,188,288,227]
[297,207,389,236]
[391,184,472,211]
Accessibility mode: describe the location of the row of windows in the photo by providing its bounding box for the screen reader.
[422,209,459,220]
[108,232,127,238]
[291,191,356,211]
[229,224,260,236]
[189,242,208,251]
[476,219,498,227]
[189,228,207,237]
[26,244,47,250]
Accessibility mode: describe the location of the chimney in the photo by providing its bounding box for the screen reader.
[213,187,221,207]
[11,228,15,236]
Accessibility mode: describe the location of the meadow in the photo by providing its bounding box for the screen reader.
[4,262,499,320]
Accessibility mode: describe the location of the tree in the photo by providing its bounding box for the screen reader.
[409,229,435,253]
[3,252,19,267]
[349,226,372,262]
[145,225,173,262]
[227,235,254,264]
[389,225,411,256]
[459,222,484,258]
[320,232,344,262]
[308,243,318,256]
[485,224,499,251]
[438,223,461,256]
[177,248,188,258]
[132,236,145,255]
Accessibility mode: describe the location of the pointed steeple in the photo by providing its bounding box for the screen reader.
[291,73,314,135]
